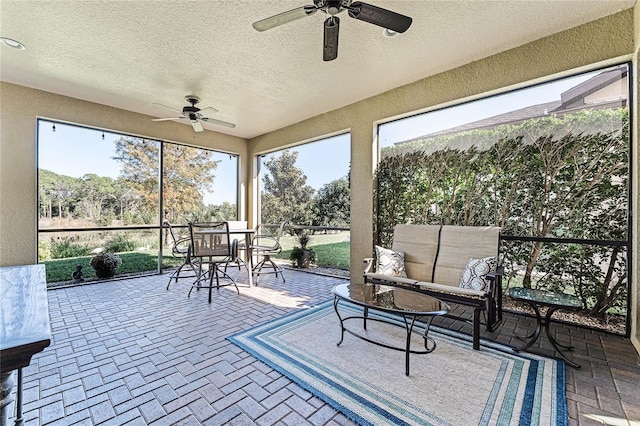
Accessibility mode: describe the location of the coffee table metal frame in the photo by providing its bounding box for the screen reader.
[509,287,582,368]
[332,283,449,376]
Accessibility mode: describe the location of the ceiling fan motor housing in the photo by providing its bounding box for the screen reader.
[183,105,200,114]
[183,96,201,114]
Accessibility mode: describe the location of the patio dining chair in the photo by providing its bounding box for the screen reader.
[225,220,249,272]
[250,221,288,285]
[188,221,239,303]
[164,221,199,290]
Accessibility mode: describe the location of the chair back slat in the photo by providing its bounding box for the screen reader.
[189,222,232,259]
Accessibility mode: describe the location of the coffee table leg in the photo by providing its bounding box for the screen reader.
[421,316,437,353]
[363,307,368,330]
[404,315,417,376]
[333,297,345,346]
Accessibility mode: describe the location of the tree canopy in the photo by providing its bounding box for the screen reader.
[113,138,220,224]
[260,150,316,226]
[314,177,350,227]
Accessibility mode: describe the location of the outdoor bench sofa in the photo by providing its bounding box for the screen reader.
[363,224,503,350]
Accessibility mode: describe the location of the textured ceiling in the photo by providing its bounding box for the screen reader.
[0,0,635,139]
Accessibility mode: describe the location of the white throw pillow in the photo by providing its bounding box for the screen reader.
[375,245,407,278]
[459,257,497,291]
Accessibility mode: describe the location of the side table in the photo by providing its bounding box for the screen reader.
[509,287,581,368]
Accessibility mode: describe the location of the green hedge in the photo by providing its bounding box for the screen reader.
[376,108,629,316]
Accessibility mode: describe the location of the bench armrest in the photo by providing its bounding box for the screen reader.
[363,257,374,275]
[485,265,504,293]
[485,265,503,281]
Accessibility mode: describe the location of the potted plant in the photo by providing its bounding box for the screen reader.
[290,231,316,269]
[90,252,122,278]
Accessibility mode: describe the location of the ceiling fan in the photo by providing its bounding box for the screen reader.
[152,95,236,132]
[252,0,412,61]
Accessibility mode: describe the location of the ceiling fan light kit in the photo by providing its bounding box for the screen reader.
[323,17,340,61]
[253,0,412,61]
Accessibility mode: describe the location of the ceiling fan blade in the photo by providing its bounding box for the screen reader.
[191,120,204,132]
[199,106,219,114]
[253,5,317,31]
[152,116,185,122]
[200,117,236,129]
[152,103,183,114]
[347,1,412,33]
[323,16,339,62]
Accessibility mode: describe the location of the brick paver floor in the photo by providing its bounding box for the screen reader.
[6,269,640,425]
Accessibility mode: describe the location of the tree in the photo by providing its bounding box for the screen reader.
[75,174,118,222]
[113,139,219,224]
[260,150,315,226]
[47,175,77,222]
[208,202,237,221]
[314,177,350,227]
[39,169,59,220]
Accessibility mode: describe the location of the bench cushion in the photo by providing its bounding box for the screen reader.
[415,281,487,299]
[392,224,440,282]
[364,273,418,286]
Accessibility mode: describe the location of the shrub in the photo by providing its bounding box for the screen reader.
[38,239,52,261]
[104,234,136,253]
[90,252,122,270]
[51,237,91,259]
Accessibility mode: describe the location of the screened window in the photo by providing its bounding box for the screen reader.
[258,133,351,228]
[376,64,631,333]
[37,120,239,283]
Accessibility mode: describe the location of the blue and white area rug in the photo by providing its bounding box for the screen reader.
[228,300,568,426]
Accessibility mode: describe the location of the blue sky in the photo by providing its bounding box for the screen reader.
[38,122,351,204]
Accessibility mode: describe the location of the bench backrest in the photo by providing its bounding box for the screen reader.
[391,224,500,286]
[434,225,500,286]
[392,224,440,282]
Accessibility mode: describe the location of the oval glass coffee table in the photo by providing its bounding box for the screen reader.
[332,283,449,376]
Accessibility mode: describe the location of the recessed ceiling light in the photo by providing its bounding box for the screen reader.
[383,29,398,38]
[0,37,26,50]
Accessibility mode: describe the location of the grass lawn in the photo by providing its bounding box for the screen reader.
[42,232,352,282]
[275,231,350,269]
[42,251,183,283]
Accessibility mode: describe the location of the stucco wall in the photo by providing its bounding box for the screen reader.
[247,9,638,350]
[0,83,248,266]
